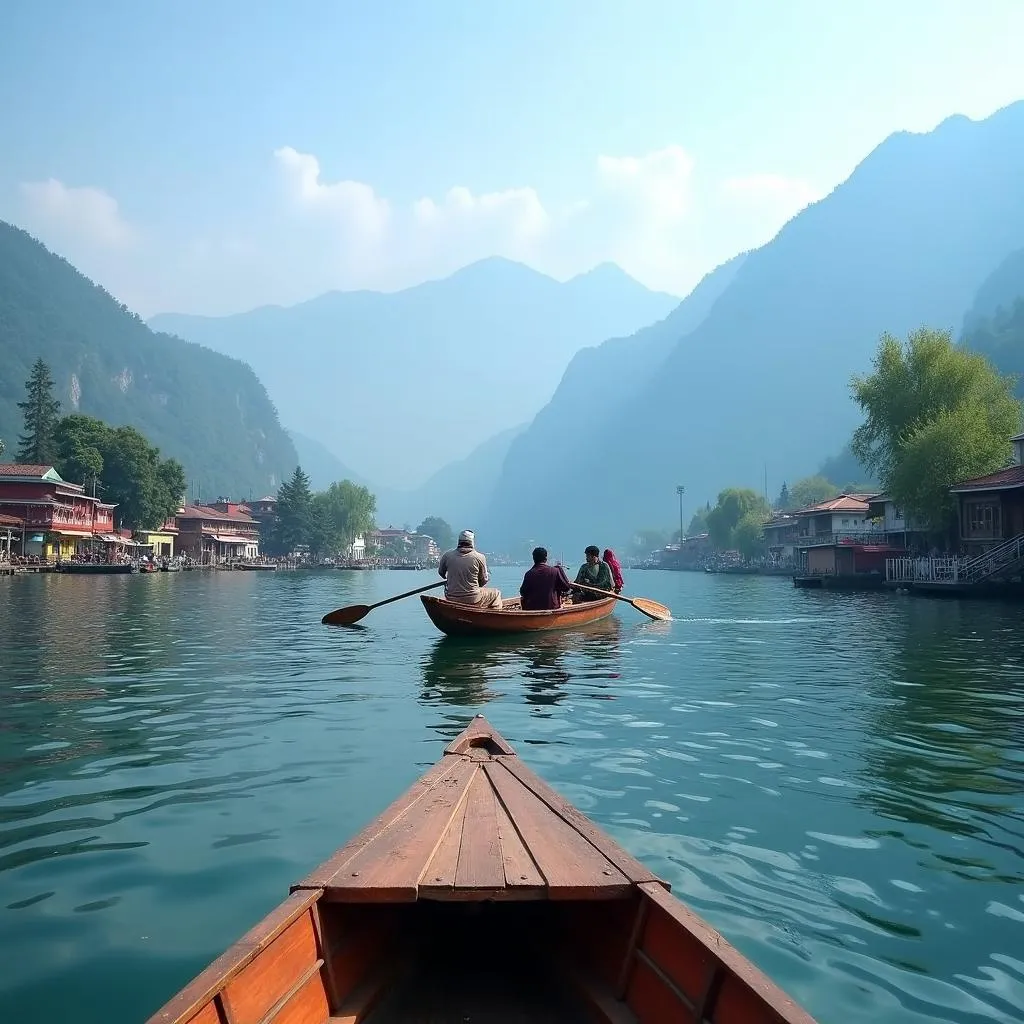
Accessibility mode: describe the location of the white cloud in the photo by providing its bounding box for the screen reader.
[11,150,820,315]
[19,178,136,248]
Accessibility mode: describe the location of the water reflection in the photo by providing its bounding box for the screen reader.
[419,617,623,715]
[860,600,1024,854]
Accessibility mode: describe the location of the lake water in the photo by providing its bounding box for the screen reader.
[1,568,1022,1023]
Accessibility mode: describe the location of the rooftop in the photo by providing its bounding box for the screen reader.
[949,464,1024,493]
[793,494,873,515]
[0,464,64,482]
[177,503,257,524]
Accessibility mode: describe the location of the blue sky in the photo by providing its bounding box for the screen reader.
[2,0,1023,316]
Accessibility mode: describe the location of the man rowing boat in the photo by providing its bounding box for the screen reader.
[438,530,503,609]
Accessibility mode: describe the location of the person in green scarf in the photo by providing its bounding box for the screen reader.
[572,544,614,602]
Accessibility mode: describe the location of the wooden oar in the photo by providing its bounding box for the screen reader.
[571,581,672,621]
[322,580,446,626]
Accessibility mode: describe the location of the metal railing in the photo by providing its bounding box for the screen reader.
[796,530,891,548]
[886,535,1024,584]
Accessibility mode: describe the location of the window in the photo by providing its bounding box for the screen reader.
[967,502,999,536]
[893,506,904,521]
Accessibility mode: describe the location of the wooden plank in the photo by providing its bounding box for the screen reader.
[418,768,472,896]
[484,761,630,898]
[453,767,506,892]
[638,882,819,1024]
[310,903,341,1009]
[221,912,319,1024]
[624,955,686,1023]
[498,756,664,888]
[293,758,463,891]
[324,758,477,900]
[145,890,323,1024]
[182,1005,220,1024]
[444,715,516,756]
[271,970,330,1024]
[493,781,545,891]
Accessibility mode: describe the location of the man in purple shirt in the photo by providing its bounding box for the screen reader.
[519,546,572,610]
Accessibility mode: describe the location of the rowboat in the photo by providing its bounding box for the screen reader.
[146,715,817,1024]
[421,593,618,637]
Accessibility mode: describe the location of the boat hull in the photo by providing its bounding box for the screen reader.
[145,716,818,1024]
[421,593,617,637]
[57,563,136,574]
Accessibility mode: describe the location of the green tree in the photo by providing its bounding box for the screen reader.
[774,481,790,510]
[416,516,454,552]
[53,414,185,529]
[274,466,314,554]
[686,502,711,536]
[787,475,840,510]
[705,488,770,550]
[309,480,377,558]
[733,509,768,559]
[0,437,5,458]
[17,358,61,464]
[851,327,1021,528]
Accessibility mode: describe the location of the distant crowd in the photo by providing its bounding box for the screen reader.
[437,530,624,611]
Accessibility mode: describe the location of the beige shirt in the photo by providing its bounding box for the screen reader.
[439,546,490,601]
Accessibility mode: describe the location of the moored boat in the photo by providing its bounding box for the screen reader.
[421,594,618,637]
[146,715,817,1024]
[56,562,136,574]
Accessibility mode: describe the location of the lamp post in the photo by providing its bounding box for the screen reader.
[676,485,685,565]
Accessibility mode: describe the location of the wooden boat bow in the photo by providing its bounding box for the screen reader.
[292,714,660,904]
[146,715,819,1024]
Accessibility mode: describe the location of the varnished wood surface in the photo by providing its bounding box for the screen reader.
[145,716,821,1024]
[420,594,617,636]
[294,718,655,902]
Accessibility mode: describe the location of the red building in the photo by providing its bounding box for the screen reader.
[175,502,261,563]
[0,464,117,561]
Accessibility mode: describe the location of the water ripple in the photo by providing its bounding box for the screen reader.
[0,569,1023,1023]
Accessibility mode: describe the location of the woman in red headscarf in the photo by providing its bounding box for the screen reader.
[602,548,624,594]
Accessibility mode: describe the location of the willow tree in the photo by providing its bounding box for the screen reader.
[851,327,1021,529]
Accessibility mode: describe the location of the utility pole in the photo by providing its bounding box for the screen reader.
[676,484,685,551]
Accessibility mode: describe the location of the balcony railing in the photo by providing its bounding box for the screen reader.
[795,530,894,548]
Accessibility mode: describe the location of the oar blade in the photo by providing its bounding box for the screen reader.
[632,597,672,621]
[322,604,371,626]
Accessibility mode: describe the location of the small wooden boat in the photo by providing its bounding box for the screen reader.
[421,594,618,637]
[146,716,817,1024]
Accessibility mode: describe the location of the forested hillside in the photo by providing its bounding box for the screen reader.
[0,222,298,497]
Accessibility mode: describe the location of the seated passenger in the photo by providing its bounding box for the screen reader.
[438,530,502,609]
[572,544,615,602]
[519,546,572,610]
[602,548,624,594]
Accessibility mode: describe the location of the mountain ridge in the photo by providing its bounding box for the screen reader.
[482,99,1024,551]
[148,255,679,488]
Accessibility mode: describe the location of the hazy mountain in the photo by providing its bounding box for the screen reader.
[962,246,1024,332]
[148,259,678,489]
[483,100,1024,551]
[375,423,526,529]
[0,221,297,497]
[288,428,374,493]
[961,247,1024,399]
[482,252,747,554]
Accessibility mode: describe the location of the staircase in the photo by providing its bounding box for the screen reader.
[954,534,1024,584]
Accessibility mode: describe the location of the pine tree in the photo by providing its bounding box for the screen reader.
[17,358,61,464]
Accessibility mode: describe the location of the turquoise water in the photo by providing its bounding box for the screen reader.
[1,568,1022,1023]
